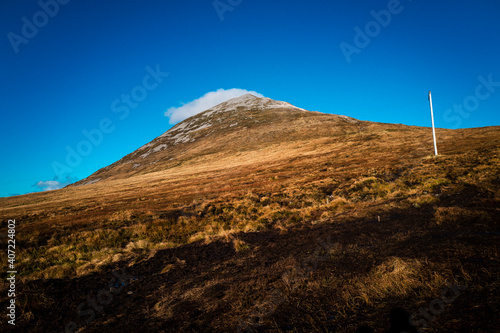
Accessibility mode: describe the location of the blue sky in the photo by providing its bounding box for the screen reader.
[1,0,499,197]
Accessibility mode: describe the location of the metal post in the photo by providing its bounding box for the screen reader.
[428,91,438,156]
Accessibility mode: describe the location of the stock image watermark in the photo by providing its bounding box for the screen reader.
[6,219,17,326]
[64,268,133,333]
[51,64,169,179]
[7,0,72,54]
[409,280,467,332]
[442,74,500,128]
[213,0,243,21]
[339,0,412,64]
[237,235,336,332]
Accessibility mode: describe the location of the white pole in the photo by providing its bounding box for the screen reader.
[428,91,438,156]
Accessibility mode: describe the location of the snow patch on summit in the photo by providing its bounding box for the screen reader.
[204,94,306,115]
[153,144,168,152]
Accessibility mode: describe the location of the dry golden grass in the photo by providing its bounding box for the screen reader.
[355,257,423,304]
[3,138,498,281]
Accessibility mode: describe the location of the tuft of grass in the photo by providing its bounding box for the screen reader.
[233,237,250,252]
[408,194,439,208]
[359,257,422,302]
[109,209,134,222]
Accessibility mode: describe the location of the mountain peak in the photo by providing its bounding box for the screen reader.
[226,93,260,103]
[204,94,305,115]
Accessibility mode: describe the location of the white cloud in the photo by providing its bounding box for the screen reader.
[35,180,64,191]
[34,176,77,191]
[165,88,264,124]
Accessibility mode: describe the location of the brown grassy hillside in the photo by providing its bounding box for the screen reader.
[0,98,499,332]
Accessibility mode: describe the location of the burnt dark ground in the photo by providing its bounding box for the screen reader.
[4,187,499,333]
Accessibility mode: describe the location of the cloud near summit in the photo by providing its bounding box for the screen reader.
[34,176,78,192]
[165,88,264,124]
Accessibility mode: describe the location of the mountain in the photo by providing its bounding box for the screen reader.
[75,94,362,185]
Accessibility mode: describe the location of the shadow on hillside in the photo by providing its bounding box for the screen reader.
[7,200,499,332]
[357,308,419,333]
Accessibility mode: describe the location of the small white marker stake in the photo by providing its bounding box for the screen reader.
[428,91,438,156]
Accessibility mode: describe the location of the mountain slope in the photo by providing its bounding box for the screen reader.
[75,94,361,184]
